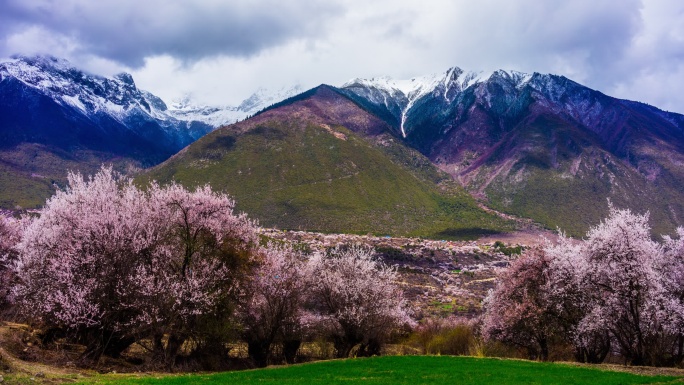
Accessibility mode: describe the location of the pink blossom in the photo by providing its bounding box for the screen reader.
[0,213,21,309]
[15,166,259,362]
[307,245,414,358]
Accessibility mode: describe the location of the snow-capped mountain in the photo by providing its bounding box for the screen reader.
[0,54,215,161]
[0,56,167,119]
[0,55,303,158]
[340,66,684,152]
[0,54,303,209]
[237,85,304,115]
[167,85,303,128]
[341,68,532,138]
[338,66,684,235]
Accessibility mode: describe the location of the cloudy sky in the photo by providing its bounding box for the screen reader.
[1,0,683,112]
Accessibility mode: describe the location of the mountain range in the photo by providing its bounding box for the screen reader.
[143,84,512,238]
[0,55,299,209]
[337,68,684,235]
[3,55,684,237]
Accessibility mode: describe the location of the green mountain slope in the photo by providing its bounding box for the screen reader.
[0,143,142,209]
[144,86,512,239]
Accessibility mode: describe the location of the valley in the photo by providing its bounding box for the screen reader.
[4,2,684,382]
[2,58,684,377]
[260,228,542,318]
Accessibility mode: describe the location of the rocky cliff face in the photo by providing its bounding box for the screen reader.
[340,69,684,235]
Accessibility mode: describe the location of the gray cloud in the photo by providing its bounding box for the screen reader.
[0,0,341,67]
[434,0,642,86]
[2,0,683,113]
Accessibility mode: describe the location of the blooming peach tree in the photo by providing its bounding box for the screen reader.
[0,213,20,310]
[15,167,259,363]
[307,245,413,358]
[135,182,258,365]
[482,247,561,360]
[240,242,310,367]
[576,207,667,366]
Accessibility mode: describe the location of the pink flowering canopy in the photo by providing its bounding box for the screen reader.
[483,205,684,366]
[0,213,21,309]
[308,245,414,357]
[15,166,259,361]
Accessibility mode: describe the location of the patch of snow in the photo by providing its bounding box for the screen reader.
[61,95,86,112]
[168,85,303,127]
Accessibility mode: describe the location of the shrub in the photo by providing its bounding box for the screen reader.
[412,317,476,356]
[492,241,523,256]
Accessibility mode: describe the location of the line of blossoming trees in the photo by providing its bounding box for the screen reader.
[482,206,684,367]
[1,167,684,369]
[0,168,413,368]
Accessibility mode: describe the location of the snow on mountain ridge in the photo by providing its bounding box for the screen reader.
[167,84,303,128]
[1,55,167,126]
[341,67,534,100]
[341,67,525,137]
[1,55,302,130]
[238,85,304,114]
[167,101,244,128]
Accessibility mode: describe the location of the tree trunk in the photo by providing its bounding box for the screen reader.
[282,339,301,364]
[357,338,382,357]
[333,335,360,359]
[79,329,135,363]
[247,340,271,367]
[163,334,186,368]
[152,334,164,357]
[102,335,136,358]
[538,337,549,361]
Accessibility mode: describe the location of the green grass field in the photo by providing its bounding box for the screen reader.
[0,143,145,210]
[76,356,681,385]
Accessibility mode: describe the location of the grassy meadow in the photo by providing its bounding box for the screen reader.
[73,356,681,385]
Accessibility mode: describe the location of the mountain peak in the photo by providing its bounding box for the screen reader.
[488,69,533,87]
[114,72,136,87]
[9,54,73,72]
[342,67,512,100]
[0,54,216,162]
[340,67,530,137]
[238,84,304,114]
[165,85,304,128]
[1,55,162,120]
